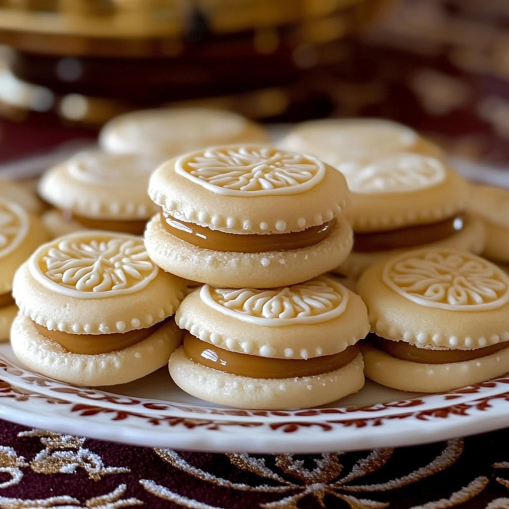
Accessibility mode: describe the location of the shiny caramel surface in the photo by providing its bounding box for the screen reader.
[34,321,162,354]
[372,335,509,364]
[354,214,464,253]
[184,333,360,378]
[0,293,14,309]
[162,212,336,253]
[59,209,147,235]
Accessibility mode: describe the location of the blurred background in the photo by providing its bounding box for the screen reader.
[0,0,508,171]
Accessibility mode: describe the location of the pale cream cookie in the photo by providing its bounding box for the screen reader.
[169,275,368,409]
[468,183,509,263]
[145,145,353,288]
[279,118,444,171]
[357,247,509,392]
[0,178,45,215]
[38,150,160,237]
[11,231,187,385]
[0,198,50,341]
[99,107,269,158]
[329,153,479,279]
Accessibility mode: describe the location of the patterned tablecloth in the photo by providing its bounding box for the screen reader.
[2,0,509,507]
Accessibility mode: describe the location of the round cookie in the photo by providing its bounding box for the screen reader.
[170,275,368,409]
[145,145,353,288]
[331,153,481,279]
[279,118,444,171]
[357,247,509,393]
[11,231,187,385]
[468,183,509,263]
[38,150,160,237]
[99,107,269,159]
[0,198,50,341]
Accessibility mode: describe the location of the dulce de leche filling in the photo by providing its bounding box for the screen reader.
[162,212,336,253]
[354,214,465,253]
[0,293,14,309]
[183,332,359,378]
[372,335,509,364]
[59,209,147,235]
[33,320,162,355]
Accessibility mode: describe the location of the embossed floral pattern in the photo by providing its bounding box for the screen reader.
[344,154,446,194]
[30,235,158,298]
[0,200,29,259]
[383,249,509,310]
[176,146,325,196]
[200,276,349,325]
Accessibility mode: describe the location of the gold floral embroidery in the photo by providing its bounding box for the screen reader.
[142,440,486,509]
[0,484,142,508]
[0,447,27,489]
[17,430,129,480]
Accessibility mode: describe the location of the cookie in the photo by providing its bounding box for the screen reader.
[145,145,353,288]
[331,153,484,278]
[170,275,368,409]
[468,184,509,263]
[357,248,509,393]
[279,118,444,171]
[99,107,269,159]
[38,150,159,237]
[11,231,187,385]
[0,198,50,341]
[0,178,45,215]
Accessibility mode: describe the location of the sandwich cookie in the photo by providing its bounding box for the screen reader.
[145,145,353,288]
[0,198,50,340]
[332,153,484,279]
[100,107,269,159]
[279,118,444,171]
[170,275,368,409]
[468,184,509,265]
[357,248,509,393]
[11,231,187,386]
[38,150,159,238]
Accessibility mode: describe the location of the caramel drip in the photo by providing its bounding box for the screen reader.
[0,293,14,309]
[161,212,336,253]
[372,335,509,364]
[33,321,162,354]
[354,214,465,253]
[184,333,359,378]
[59,210,147,235]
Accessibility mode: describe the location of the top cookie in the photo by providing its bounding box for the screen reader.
[13,231,187,334]
[148,145,350,235]
[279,118,443,171]
[38,150,160,220]
[99,107,269,158]
[357,247,509,350]
[0,198,50,294]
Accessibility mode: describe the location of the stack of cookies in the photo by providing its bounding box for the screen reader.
[144,144,370,409]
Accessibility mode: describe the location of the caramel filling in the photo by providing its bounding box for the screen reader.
[34,321,162,355]
[372,335,509,364]
[161,212,336,253]
[59,209,147,235]
[0,293,14,309]
[183,333,359,378]
[354,214,465,253]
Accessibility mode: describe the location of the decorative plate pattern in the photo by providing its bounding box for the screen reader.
[344,154,446,194]
[0,199,29,259]
[29,233,159,298]
[68,151,154,186]
[199,276,349,326]
[383,249,509,311]
[3,343,509,453]
[175,146,325,196]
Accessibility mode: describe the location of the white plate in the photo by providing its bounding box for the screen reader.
[2,343,509,453]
